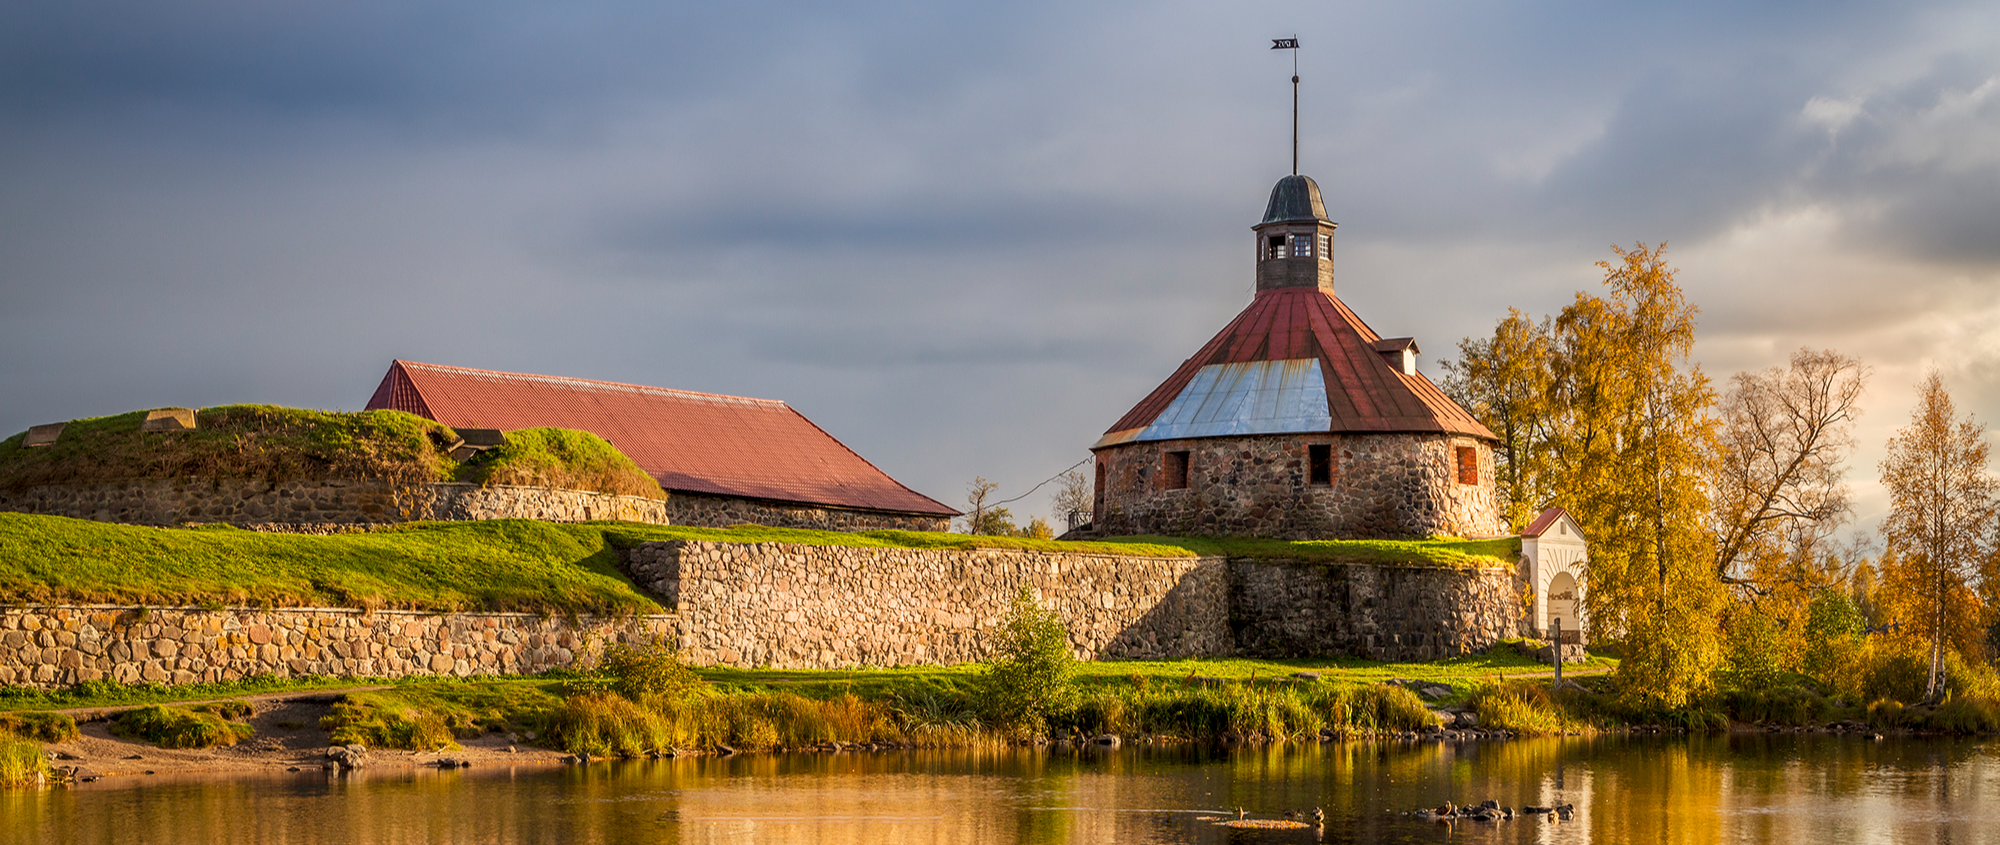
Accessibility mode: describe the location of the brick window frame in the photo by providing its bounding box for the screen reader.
[1163,450,1191,490]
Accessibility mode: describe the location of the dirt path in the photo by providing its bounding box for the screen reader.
[42,688,570,779]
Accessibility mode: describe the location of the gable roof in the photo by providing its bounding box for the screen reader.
[1520,506,1584,540]
[1096,287,1497,447]
[366,360,956,516]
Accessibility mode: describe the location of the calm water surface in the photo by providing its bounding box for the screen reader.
[7,735,2000,844]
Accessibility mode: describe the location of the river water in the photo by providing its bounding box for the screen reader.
[7,735,1999,844]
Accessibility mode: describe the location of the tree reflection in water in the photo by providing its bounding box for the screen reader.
[5,736,1999,844]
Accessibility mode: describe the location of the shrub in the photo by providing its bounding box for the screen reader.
[111,705,254,749]
[1802,590,1865,682]
[0,737,48,788]
[598,641,703,702]
[1723,607,1792,688]
[1725,685,1832,725]
[978,589,1075,735]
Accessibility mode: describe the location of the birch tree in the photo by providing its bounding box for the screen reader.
[1878,372,1995,702]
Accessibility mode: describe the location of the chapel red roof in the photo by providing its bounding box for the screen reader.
[1520,506,1581,539]
[1100,287,1496,444]
[366,360,956,516]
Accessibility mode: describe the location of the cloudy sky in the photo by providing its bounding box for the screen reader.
[5,0,2000,531]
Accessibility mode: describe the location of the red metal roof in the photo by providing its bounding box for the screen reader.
[1103,288,1496,442]
[1521,506,1580,539]
[366,360,956,516]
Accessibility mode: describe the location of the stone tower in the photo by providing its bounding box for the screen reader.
[1088,174,1508,540]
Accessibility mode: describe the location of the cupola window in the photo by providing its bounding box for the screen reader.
[1292,235,1311,257]
[1317,233,1331,259]
[1264,235,1286,261]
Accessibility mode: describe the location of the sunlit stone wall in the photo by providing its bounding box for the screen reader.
[0,605,671,689]
[628,541,1235,667]
[665,491,949,533]
[627,541,1522,668]
[1092,433,1507,540]
[0,479,670,529]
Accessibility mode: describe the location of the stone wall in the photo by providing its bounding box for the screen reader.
[0,479,670,529]
[666,491,950,533]
[1091,432,1506,540]
[1227,560,1521,661]
[623,540,1523,668]
[624,541,1233,667]
[0,605,671,689]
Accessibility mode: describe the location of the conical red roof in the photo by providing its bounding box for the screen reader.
[1097,287,1495,447]
[366,360,956,516]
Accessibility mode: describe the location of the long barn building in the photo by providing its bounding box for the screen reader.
[366,360,956,532]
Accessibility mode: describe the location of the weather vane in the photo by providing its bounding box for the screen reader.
[1271,37,1300,175]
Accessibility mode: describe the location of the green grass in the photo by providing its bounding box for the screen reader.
[458,427,664,499]
[0,711,78,742]
[0,674,379,712]
[1100,535,1521,568]
[0,404,669,499]
[0,405,459,493]
[0,514,1230,613]
[321,680,561,750]
[109,704,255,748]
[0,513,662,613]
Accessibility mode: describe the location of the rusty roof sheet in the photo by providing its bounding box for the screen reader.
[366,360,956,516]
[1101,288,1496,445]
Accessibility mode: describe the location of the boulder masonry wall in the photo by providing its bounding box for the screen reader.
[626,541,1234,667]
[0,479,670,530]
[0,606,671,689]
[624,541,1524,668]
[1227,559,1521,661]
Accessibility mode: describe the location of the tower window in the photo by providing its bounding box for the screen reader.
[1163,450,1190,490]
[1455,446,1478,485]
[1292,235,1311,257]
[1265,235,1286,260]
[1308,444,1331,485]
[1093,461,1107,520]
[1318,233,1331,258]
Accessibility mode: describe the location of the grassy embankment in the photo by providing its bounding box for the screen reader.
[0,510,1513,614]
[0,404,668,500]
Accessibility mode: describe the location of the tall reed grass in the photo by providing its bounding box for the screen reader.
[1467,680,1602,735]
[545,680,1442,757]
[0,737,48,788]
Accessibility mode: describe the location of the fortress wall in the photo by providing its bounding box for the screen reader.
[626,541,1234,668]
[0,546,1526,688]
[625,541,1522,668]
[1226,559,1522,662]
[1092,432,1507,541]
[665,492,949,534]
[0,605,670,689]
[0,479,670,529]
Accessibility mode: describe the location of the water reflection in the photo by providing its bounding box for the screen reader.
[4,736,1998,844]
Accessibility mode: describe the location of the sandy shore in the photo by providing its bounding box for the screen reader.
[41,689,572,780]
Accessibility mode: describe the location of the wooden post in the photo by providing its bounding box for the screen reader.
[1552,617,1563,688]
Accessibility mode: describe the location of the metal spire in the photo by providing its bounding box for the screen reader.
[1271,37,1300,174]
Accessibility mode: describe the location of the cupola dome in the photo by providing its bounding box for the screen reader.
[1261,174,1331,224]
